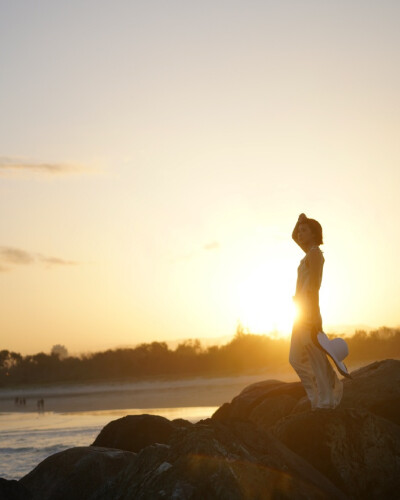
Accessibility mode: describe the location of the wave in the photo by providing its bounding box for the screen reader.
[0,425,101,438]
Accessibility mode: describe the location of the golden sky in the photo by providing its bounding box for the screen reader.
[1,1,399,354]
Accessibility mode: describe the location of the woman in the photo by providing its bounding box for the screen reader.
[289,213,343,409]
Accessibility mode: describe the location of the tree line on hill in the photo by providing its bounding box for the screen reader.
[0,326,399,386]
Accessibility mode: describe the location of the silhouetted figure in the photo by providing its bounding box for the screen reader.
[289,213,343,409]
[37,399,44,412]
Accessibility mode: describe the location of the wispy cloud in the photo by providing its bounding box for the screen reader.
[0,156,90,176]
[0,246,78,271]
[36,254,77,266]
[0,247,35,265]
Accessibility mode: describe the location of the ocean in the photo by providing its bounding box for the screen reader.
[0,373,291,480]
[0,406,217,480]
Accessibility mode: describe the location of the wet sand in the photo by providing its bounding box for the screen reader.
[0,372,297,414]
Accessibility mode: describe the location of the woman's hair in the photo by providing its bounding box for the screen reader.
[303,218,323,245]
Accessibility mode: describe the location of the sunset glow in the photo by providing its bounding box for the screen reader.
[235,261,296,337]
[1,2,400,354]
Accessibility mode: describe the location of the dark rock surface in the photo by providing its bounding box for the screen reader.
[0,478,32,500]
[81,421,347,500]
[339,359,400,425]
[15,359,400,500]
[212,379,306,428]
[19,446,135,500]
[91,414,186,453]
[271,408,400,499]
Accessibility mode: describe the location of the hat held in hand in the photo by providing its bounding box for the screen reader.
[317,331,352,378]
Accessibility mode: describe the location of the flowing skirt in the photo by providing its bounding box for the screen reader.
[289,321,343,409]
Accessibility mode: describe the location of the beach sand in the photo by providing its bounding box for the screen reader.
[0,372,297,414]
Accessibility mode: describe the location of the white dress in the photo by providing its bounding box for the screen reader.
[289,246,343,409]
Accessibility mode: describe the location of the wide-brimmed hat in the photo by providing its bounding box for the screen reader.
[317,331,352,379]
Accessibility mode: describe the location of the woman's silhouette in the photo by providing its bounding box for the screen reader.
[290,213,343,409]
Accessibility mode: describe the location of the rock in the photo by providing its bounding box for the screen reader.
[171,418,193,428]
[19,446,135,500]
[89,443,172,499]
[90,419,346,499]
[271,408,400,499]
[212,379,306,427]
[92,414,176,453]
[0,478,32,500]
[19,423,346,500]
[339,359,400,425]
[213,359,400,428]
[290,395,313,414]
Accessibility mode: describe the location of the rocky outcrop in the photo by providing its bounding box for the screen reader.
[15,359,400,500]
[91,419,347,500]
[19,447,135,500]
[212,359,400,428]
[20,420,346,500]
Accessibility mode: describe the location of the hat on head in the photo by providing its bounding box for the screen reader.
[317,331,352,379]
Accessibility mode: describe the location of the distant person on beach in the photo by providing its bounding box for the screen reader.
[289,213,343,409]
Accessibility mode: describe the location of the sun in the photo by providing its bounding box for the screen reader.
[235,261,296,337]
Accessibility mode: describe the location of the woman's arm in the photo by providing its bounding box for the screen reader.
[306,247,324,334]
[292,213,307,252]
[306,247,324,292]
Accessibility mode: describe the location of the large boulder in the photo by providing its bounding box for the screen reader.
[339,359,400,425]
[271,408,400,499]
[19,446,135,500]
[91,419,346,500]
[212,379,306,427]
[92,414,190,453]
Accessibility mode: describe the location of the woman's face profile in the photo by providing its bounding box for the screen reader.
[297,223,315,246]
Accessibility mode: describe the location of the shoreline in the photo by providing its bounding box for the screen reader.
[1,359,378,414]
[0,371,297,414]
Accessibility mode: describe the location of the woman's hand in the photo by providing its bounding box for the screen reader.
[298,213,307,223]
[310,320,322,346]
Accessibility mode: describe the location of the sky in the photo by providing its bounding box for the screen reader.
[1,0,399,355]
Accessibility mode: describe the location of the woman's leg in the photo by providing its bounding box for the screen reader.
[289,327,318,408]
[306,342,343,408]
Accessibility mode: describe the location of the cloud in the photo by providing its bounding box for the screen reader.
[0,156,89,176]
[0,246,78,270]
[0,247,35,264]
[36,254,77,266]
